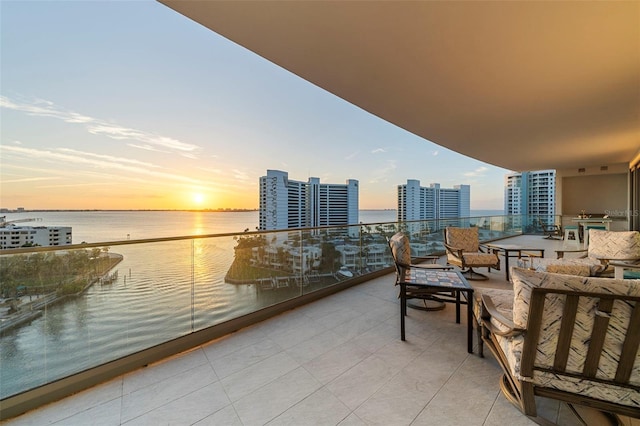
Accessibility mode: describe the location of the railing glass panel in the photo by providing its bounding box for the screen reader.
[0,215,528,401]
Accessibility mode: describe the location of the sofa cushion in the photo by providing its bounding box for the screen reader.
[510,268,640,330]
[588,229,640,260]
[518,257,599,276]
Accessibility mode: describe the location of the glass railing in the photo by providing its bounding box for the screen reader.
[0,214,538,416]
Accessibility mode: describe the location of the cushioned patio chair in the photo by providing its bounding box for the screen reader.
[480,268,640,424]
[526,229,640,277]
[444,226,500,280]
[536,217,563,240]
[387,232,453,311]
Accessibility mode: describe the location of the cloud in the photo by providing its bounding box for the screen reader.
[432,150,439,156]
[1,176,62,184]
[1,95,200,155]
[369,160,397,184]
[344,151,359,160]
[127,143,169,153]
[232,169,250,181]
[371,148,386,154]
[1,145,201,184]
[464,166,488,177]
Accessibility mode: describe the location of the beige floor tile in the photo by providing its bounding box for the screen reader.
[267,387,351,426]
[208,336,282,379]
[123,347,209,394]
[285,329,350,364]
[122,381,230,426]
[220,351,299,402]
[192,404,243,426]
[121,363,217,422]
[303,341,372,385]
[232,367,321,426]
[325,354,397,410]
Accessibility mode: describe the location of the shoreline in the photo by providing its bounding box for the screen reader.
[0,253,123,334]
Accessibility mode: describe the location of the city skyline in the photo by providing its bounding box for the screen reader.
[1,1,511,211]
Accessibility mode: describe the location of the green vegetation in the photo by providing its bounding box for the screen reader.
[0,248,120,298]
[225,230,346,283]
[226,233,287,281]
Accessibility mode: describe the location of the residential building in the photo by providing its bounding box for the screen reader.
[504,170,556,226]
[0,224,72,249]
[397,180,470,225]
[259,170,359,231]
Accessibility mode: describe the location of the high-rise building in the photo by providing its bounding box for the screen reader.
[397,180,470,222]
[259,170,359,231]
[504,169,556,224]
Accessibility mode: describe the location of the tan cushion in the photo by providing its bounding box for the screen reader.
[389,232,411,265]
[445,227,479,252]
[462,252,499,267]
[522,257,602,277]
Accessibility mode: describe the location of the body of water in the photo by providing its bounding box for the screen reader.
[0,209,502,398]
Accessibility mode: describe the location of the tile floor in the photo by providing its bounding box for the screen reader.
[1,235,625,425]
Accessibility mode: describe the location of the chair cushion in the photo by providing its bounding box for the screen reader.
[389,232,411,265]
[462,252,499,267]
[445,227,479,252]
[588,229,640,260]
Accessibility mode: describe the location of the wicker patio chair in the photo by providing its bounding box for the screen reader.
[444,226,500,280]
[387,232,453,311]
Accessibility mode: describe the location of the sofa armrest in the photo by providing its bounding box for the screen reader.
[555,248,587,259]
[481,294,523,337]
[609,261,640,279]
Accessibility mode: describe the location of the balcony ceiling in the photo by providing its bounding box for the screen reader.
[159,1,639,172]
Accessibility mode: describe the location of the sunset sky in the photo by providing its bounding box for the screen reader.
[1,1,511,211]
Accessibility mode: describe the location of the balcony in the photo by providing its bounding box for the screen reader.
[1,216,636,425]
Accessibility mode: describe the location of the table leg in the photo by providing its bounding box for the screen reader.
[504,250,511,281]
[455,290,461,323]
[467,289,474,353]
[400,283,406,341]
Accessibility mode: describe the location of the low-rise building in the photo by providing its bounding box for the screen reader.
[0,224,72,249]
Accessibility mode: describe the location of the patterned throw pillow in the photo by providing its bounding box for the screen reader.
[588,230,640,260]
[511,267,640,329]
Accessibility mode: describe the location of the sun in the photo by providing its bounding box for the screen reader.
[192,193,205,205]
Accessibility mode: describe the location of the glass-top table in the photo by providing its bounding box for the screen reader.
[400,269,474,353]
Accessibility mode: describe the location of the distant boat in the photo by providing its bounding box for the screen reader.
[336,267,353,278]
